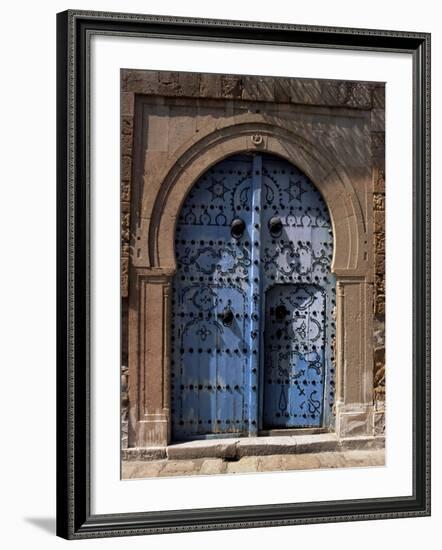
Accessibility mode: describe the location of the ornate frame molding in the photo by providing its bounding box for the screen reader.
[56,10,430,539]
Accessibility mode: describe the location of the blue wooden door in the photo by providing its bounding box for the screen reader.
[171,155,259,440]
[258,155,336,428]
[171,154,335,440]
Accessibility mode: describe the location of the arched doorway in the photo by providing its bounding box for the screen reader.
[171,153,335,441]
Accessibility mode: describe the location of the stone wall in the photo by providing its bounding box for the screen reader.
[371,84,386,435]
[121,365,129,449]
[120,70,385,448]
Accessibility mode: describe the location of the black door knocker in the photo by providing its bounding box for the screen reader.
[231,218,245,239]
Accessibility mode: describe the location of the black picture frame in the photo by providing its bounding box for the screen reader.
[56,9,431,539]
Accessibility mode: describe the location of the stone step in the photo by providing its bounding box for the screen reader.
[122,434,385,461]
[122,449,386,479]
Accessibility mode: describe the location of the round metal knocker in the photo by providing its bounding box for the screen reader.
[218,306,234,327]
[268,216,283,237]
[231,218,245,239]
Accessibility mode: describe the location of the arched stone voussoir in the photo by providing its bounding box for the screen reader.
[318,169,368,273]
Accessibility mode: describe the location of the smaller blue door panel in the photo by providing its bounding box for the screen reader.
[263,284,326,427]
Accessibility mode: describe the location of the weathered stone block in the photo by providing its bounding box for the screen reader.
[375,252,385,275]
[122,116,133,136]
[167,439,238,460]
[340,436,384,451]
[199,459,227,475]
[121,156,132,182]
[136,418,169,448]
[121,182,130,203]
[374,347,385,401]
[121,92,135,116]
[373,316,385,348]
[373,192,385,210]
[226,457,259,474]
[121,242,130,259]
[374,410,385,436]
[220,74,243,98]
[274,78,292,103]
[338,412,373,438]
[121,212,130,241]
[242,76,275,102]
[121,257,129,298]
[375,232,385,254]
[124,70,160,94]
[371,108,385,132]
[167,112,197,152]
[158,71,181,95]
[237,436,297,457]
[375,298,385,316]
[199,73,223,97]
[371,131,385,158]
[177,72,201,97]
[156,72,201,97]
[122,446,167,460]
[373,166,385,193]
[372,85,386,110]
[294,433,339,454]
[375,273,385,297]
[374,210,385,234]
[146,110,170,152]
[121,133,133,157]
[125,460,166,478]
[160,459,201,476]
[290,79,331,105]
[337,81,373,109]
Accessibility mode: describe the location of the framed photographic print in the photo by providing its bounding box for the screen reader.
[56,9,430,539]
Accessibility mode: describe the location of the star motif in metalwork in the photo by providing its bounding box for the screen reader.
[207,177,229,200]
[285,179,307,202]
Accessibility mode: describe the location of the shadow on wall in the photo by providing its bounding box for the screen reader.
[24,517,56,535]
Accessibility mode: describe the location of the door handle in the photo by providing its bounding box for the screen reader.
[268,216,283,237]
[230,218,245,239]
[218,306,234,327]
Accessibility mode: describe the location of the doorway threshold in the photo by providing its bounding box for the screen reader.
[123,433,385,462]
[167,433,337,460]
[258,427,330,437]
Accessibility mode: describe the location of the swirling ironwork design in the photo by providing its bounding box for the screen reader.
[171,153,335,439]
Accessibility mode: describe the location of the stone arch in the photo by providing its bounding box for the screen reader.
[145,122,368,278]
[129,120,373,448]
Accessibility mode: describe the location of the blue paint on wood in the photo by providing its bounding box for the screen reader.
[171,154,335,440]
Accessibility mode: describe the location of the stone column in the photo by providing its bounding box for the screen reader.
[128,268,173,447]
[335,276,374,438]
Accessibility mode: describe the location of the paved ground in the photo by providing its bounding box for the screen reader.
[122,449,384,479]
